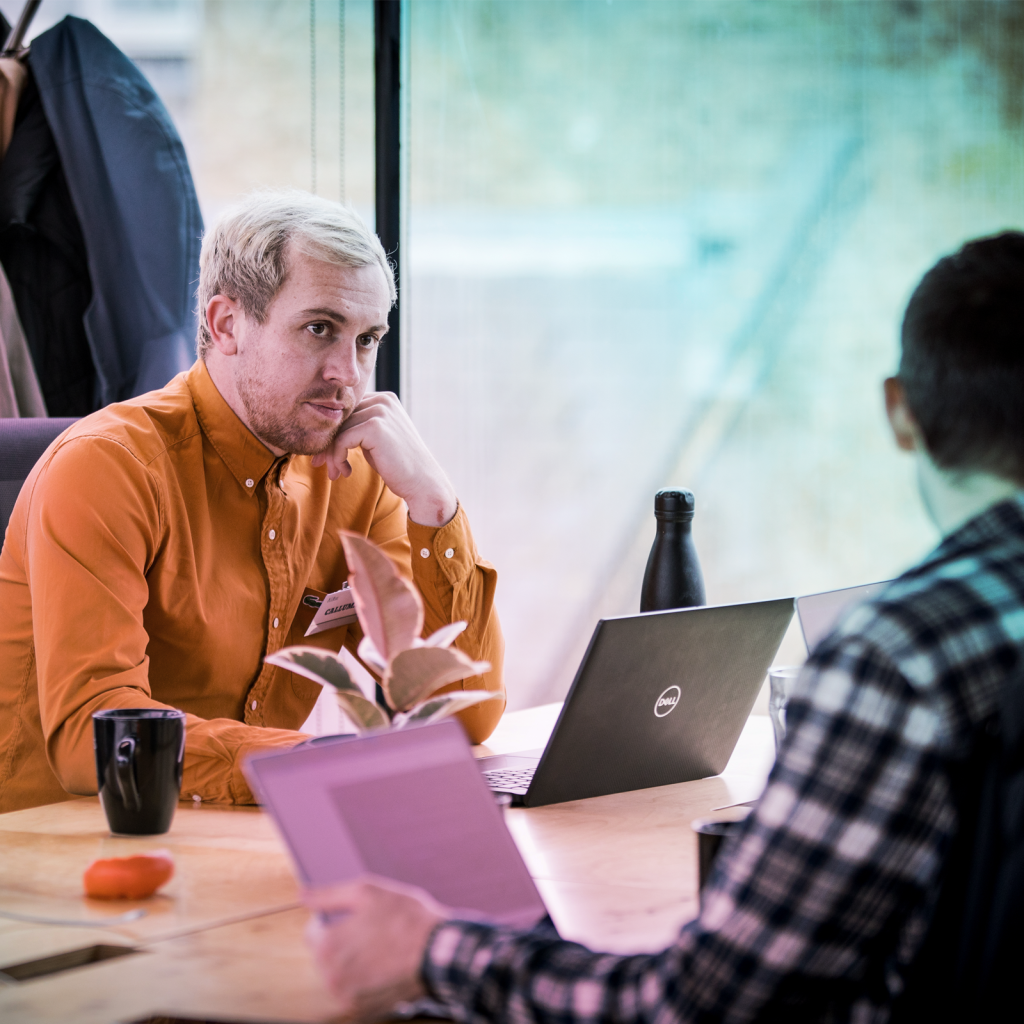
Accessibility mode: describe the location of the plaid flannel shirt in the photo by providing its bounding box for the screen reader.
[422,494,1024,1023]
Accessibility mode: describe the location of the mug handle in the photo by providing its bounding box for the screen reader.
[115,737,142,812]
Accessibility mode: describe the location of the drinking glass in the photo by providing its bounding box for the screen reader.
[767,666,801,754]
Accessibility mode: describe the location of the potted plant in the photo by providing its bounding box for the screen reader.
[265,532,499,733]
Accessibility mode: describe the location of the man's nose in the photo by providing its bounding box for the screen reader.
[322,339,361,386]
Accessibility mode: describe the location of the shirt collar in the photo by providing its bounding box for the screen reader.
[185,360,278,493]
[914,450,1022,538]
[934,491,1024,559]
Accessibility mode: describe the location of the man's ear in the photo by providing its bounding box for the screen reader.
[206,295,241,356]
[884,376,919,452]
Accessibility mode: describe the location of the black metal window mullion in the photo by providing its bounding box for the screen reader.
[374,0,401,399]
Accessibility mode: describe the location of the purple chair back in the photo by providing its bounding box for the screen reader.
[0,418,78,539]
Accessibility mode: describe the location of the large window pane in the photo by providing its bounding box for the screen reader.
[406,1,1024,709]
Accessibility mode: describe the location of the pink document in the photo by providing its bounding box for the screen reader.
[245,720,547,927]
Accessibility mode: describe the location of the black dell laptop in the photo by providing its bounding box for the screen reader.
[479,597,794,806]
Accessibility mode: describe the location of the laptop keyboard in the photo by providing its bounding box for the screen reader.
[482,766,535,794]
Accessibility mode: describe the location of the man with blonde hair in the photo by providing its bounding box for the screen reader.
[0,189,504,813]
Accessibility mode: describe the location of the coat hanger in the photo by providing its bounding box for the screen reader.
[2,0,42,58]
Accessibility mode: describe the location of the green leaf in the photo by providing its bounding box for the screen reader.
[392,690,502,728]
[265,646,362,696]
[334,691,391,734]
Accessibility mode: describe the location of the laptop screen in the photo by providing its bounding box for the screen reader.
[796,580,892,653]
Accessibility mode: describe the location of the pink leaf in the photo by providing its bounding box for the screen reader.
[340,532,423,662]
[422,621,468,649]
[384,646,491,711]
[393,690,503,728]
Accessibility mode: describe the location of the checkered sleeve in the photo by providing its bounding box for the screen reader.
[422,632,957,1023]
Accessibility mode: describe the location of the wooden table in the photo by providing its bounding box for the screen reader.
[0,706,775,1024]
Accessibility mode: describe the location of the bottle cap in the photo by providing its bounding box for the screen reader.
[654,488,695,521]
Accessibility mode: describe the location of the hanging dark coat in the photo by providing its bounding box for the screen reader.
[0,26,94,415]
[0,15,202,414]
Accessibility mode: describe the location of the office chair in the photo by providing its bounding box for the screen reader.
[0,418,78,540]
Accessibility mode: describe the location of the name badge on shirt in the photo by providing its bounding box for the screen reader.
[304,584,359,636]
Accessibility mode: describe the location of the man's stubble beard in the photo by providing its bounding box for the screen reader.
[236,350,344,457]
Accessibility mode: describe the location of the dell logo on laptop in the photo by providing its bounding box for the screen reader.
[654,685,681,717]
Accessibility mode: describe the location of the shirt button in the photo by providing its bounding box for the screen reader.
[268,529,276,540]
[273,617,280,628]
[251,700,258,710]
[192,793,202,804]
[420,548,430,558]
[245,478,254,488]
[444,548,455,558]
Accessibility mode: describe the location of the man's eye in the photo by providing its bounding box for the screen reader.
[358,335,379,348]
[307,323,330,337]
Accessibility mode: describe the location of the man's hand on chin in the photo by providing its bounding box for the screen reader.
[310,392,459,528]
[303,877,447,1022]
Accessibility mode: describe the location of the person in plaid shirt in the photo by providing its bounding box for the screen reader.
[302,232,1024,1022]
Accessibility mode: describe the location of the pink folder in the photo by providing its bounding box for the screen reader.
[245,719,547,927]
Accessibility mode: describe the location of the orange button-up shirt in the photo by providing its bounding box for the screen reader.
[0,361,504,813]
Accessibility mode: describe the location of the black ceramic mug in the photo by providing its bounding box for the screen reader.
[93,709,186,835]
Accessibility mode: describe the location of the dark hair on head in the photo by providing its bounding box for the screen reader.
[900,230,1024,484]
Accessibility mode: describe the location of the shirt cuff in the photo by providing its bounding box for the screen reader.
[421,919,500,1008]
[422,916,563,1016]
[218,728,308,804]
[407,503,477,588]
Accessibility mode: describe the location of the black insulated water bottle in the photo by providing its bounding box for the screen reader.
[640,488,706,612]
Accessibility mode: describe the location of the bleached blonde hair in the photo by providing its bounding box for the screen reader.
[196,189,396,358]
